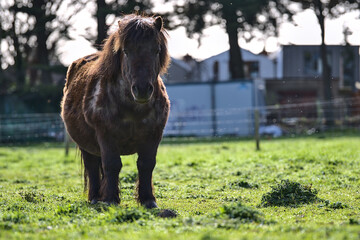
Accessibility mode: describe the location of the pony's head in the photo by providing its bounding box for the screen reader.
[110,14,170,104]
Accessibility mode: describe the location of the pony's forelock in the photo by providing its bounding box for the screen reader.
[90,14,170,80]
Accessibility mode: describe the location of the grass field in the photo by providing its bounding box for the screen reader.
[0,135,360,239]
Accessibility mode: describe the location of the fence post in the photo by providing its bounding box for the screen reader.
[210,81,217,136]
[254,109,260,151]
[253,79,260,151]
[64,128,70,156]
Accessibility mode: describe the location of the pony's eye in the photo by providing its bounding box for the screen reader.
[156,47,161,55]
[123,49,128,55]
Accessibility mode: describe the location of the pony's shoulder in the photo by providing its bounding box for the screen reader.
[65,53,99,88]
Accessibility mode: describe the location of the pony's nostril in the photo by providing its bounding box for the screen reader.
[147,85,154,95]
[131,85,138,96]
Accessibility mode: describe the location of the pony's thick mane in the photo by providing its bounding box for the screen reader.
[88,14,170,81]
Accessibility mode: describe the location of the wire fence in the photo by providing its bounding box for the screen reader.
[0,97,359,144]
[0,113,64,143]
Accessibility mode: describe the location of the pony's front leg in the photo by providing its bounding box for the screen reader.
[136,143,159,209]
[98,138,122,204]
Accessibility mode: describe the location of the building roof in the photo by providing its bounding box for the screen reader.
[170,57,192,72]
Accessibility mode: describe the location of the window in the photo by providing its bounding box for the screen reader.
[303,50,333,76]
[303,51,321,75]
[342,48,355,88]
[244,61,259,79]
[212,61,219,82]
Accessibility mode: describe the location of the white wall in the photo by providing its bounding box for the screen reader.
[164,82,257,136]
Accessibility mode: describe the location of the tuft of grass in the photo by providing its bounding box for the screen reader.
[260,179,319,207]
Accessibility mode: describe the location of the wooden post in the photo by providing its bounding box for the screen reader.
[64,128,70,156]
[254,109,260,151]
[253,79,260,151]
[0,116,2,144]
[210,81,217,136]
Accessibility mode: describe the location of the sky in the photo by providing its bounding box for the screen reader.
[58,2,360,66]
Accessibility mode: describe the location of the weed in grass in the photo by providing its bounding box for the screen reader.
[157,209,178,218]
[13,179,30,184]
[216,202,264,223]
[121,171,138,183]
[56,203,82,215]
[318,200,349,209]
[19,190,44,203]
[260,179,319,207]
[107,207,153,223]
[2,212,30,224]
[228,180,259,189]
[200,233,223,240]
[349,218,360,225]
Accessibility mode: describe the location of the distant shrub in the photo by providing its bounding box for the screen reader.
[261,180,319,207]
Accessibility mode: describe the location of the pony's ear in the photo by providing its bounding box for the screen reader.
[118,20,121,27]
[154,16,163,32]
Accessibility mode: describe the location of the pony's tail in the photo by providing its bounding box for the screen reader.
[80,149,88,193]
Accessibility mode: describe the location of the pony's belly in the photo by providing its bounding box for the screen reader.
[62,114,101,156]
[111,121,158,155]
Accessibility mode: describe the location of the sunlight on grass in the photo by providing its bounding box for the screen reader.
[0,135,360,239]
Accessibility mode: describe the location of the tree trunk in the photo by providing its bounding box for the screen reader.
[33,0,52,85]
[315,0,334,127]
[95,0,108,50]
[11,19,25,88]
[224,9,245,80]
[0,21,2,74]
[36,30,52,85]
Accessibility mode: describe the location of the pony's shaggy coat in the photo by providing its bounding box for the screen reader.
[61,14,170,207]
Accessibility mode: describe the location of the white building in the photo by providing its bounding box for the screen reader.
[199,49,276,82]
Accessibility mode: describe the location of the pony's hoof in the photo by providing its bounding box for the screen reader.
[158,209,177,218]
[90,199,98,205]
[143,200,158,209]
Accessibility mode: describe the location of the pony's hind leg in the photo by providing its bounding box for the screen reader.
[81,149,102,204]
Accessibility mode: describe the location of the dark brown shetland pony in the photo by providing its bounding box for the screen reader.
[61,14,170,208]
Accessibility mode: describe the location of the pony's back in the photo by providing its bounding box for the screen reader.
[65,53,99,90]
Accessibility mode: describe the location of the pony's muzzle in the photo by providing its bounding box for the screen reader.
[131,83,154,104]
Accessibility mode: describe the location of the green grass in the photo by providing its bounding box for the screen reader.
[0,135,360,239]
